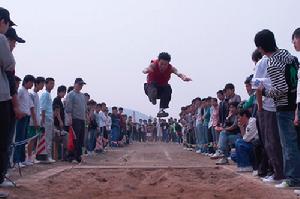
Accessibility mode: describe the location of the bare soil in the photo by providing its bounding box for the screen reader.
[1,142,299,199]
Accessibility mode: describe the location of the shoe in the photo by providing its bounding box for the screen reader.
[22,160,34,166]
[275,181,290,189]
[87,151,94,156]
[0,179,15,188]
[196,150,202,154]
[262,175,282,184]
[237,167,253,173]
[252,170,258,177]
[0,192,8,198]
[47,158,56,163]
[34,159,41,164]
[15,162,26,168]
[210,150,224,159]
[208,153,215,158]
[157,110,169,118]
[216,157,229,165]
[294,190,300,195]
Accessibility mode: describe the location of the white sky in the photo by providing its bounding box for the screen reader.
[3,0,300,118]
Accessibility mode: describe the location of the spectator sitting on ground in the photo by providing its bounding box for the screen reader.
[234,109,258,172]
[211,102,241,165]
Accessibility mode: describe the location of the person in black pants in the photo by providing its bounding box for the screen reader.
[143,52,192,118]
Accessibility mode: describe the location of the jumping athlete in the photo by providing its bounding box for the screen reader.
[143,52,192,118]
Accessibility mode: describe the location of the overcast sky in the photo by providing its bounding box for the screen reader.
[3,0,300,118]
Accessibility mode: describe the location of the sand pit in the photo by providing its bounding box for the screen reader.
[2,143,299,199]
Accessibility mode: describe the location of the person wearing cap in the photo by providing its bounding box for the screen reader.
[0,7,17,197]
[143,52,192,118]
[65,78,87,163]
[5,27,25,51]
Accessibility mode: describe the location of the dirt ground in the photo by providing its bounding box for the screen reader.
[1,142,299,199]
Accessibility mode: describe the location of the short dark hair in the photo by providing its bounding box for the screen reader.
[67,86,74,93]
[206,97,212,102]
[101,102,106,107]
[217,90,223,95]
[15,75,21,82]
[212,98,218,103]
[84,93,90,98]
[252,49,262,62]
[119,107,123,111]
[194,97,201,102]
[244,74,253,84]
[292,28,300,40]
[112,106,118,110]
[45,77,54,84]
[57,85,67,94]
[22,75,35,86]
[254,29,277,53]
[229,102,239,108]
[87,100,97,106]
[35,76,45,85]
[0,8,11,25]
[158,52,171,62]
[96,103,102,107]
[238,109,251,118]
[225,83,235,90]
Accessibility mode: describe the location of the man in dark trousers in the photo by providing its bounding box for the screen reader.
[143,52,192,117]
[0,7,17,198]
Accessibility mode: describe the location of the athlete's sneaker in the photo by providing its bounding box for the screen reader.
[157,110,169,118]
[294,190,300,195]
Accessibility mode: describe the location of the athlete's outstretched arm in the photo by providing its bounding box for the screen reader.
[142,64,155,74]
[172,67,192,81]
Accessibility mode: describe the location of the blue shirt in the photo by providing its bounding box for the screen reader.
[40,91,53,121]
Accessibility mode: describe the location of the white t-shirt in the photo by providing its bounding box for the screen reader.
[18,86,34,116]
[106,115,112,131]
[98,111,107,127]
[253,56,276,112]
[29,91,41,126]
[243,118,258,142]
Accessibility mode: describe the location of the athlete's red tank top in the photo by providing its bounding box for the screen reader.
[147,59,172,86]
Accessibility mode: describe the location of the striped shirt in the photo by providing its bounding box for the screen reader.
[265,49,298,111]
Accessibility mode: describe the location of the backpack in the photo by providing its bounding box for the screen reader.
[285,57,299,110]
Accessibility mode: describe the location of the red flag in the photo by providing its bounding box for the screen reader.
[67,127,76,152]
